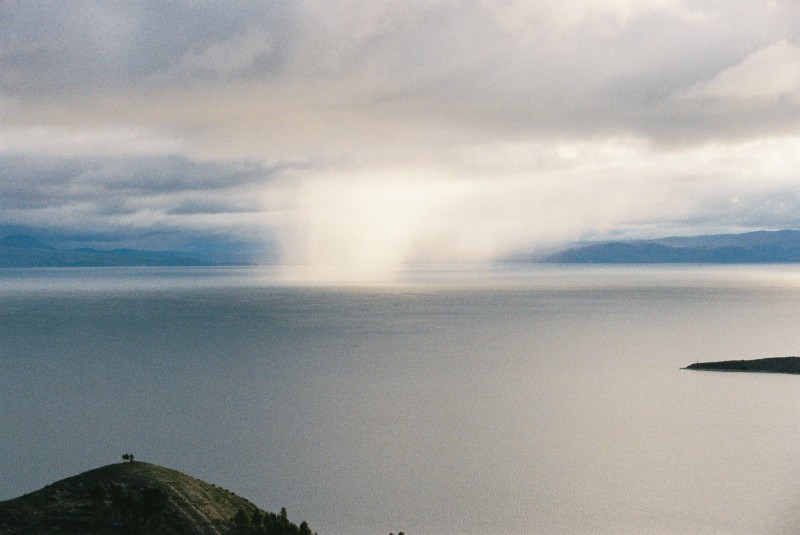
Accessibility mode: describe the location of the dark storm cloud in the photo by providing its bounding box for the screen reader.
[0,154,274,227]
[0,154,266,197]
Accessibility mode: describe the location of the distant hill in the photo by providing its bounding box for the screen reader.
[0,234,211,267]
[539,230,800,264]
[0,223,269,266]
[0,461,316,534]
[0,235,53,249]
[684,356,800,375]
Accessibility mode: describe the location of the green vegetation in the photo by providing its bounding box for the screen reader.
[0,461,317,535]
[231,505,315,535]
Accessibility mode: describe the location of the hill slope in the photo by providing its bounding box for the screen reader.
[0,461,315,535]
[540,229,800,264]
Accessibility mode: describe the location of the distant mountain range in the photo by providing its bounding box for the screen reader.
[7,229,800,268]
[0,224,269,267]
[0,234,215,267]
[537,230,800,264]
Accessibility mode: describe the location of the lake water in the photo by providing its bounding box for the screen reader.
[2,265,800,534]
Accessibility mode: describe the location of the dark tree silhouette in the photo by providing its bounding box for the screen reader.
[230,505,316,535]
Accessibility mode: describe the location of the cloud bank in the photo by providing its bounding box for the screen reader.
[2,0,800,278]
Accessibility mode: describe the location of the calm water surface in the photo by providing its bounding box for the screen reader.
[2,266,800,534]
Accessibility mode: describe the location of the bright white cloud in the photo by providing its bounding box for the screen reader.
[185,25,275,75]
[276,168,469,281]
[265,135,800,279]
[480,0,706,38]
[682,40,800,100]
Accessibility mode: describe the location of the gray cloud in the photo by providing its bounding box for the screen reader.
[2,1,800,276]
[0,0,294,96]
[4,0,799,144]
[0,154,277,235]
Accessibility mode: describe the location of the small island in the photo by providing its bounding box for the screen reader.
[683,356,800,375]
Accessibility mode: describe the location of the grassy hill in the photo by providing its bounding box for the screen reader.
[0,461,315,535]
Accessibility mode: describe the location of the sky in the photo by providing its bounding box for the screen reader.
[2,0,800,278]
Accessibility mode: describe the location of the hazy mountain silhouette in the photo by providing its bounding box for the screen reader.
[0,234,211,267]
[539,230,800,264]
[0,224,266,266]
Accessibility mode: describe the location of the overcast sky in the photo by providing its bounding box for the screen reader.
[2,0,800,277]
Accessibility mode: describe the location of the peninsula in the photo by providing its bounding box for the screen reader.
[683,356,800,375]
